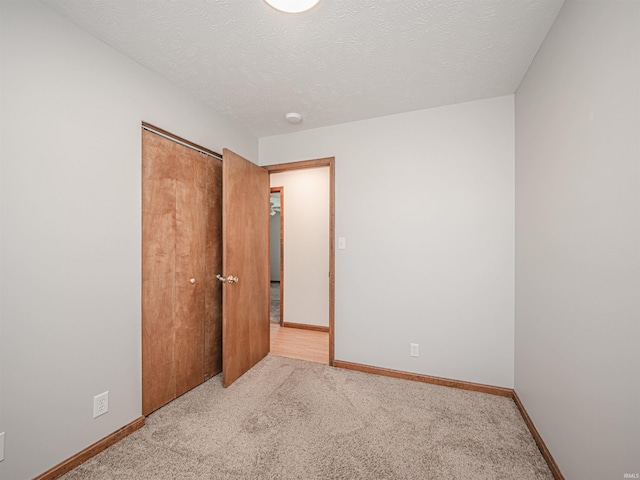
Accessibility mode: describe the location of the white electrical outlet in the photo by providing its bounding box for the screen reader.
[0,431,5,462]
[410,343,419,357]
[93,391,109,418]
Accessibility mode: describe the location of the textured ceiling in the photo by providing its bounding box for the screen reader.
[41,0,564,137]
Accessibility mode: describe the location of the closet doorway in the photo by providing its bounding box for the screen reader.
[141,125,223,415]
[142,125,270,414]
[265,158,335,366]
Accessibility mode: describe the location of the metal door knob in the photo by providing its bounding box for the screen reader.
[216,274,239,284]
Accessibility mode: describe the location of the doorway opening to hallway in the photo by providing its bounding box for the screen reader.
[266,158,335,366]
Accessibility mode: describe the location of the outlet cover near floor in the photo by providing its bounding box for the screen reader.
[0,431,5,461]
[93,391,109,418]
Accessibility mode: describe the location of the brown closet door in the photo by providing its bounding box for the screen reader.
[173,143,206,398]
[142,130,178,415]
[142,129,222,415]
[204,158,223,379]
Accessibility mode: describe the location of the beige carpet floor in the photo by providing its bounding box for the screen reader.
[61,355,553,479]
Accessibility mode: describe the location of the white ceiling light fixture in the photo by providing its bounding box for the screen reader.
[285,112,303,124]
[263,0,320,14]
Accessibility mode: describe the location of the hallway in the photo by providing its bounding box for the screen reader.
[270,324,329,365]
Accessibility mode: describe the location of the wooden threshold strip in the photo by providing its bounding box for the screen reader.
[513,392,565,480]
[282,322,330,333]
[34,416,145,480]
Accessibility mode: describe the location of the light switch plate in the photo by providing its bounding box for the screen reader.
[338,237,346,249]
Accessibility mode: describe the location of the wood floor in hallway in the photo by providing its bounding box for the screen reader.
[270,323,329,365]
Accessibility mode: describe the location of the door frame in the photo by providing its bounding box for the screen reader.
[264,157,335,366]
[269,186,285,326]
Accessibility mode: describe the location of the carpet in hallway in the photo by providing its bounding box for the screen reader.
[270,281,280,323]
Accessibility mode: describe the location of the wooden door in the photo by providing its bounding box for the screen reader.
[222,148,270,387]
[142,128,222,415]
[204,158,223,379]
[142,130,177,414]
[173,143,206,398]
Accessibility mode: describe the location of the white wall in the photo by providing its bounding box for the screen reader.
[260,96,515,387]
[270,168,330,327]
[0,2,257,478]
[514,1,640,479]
